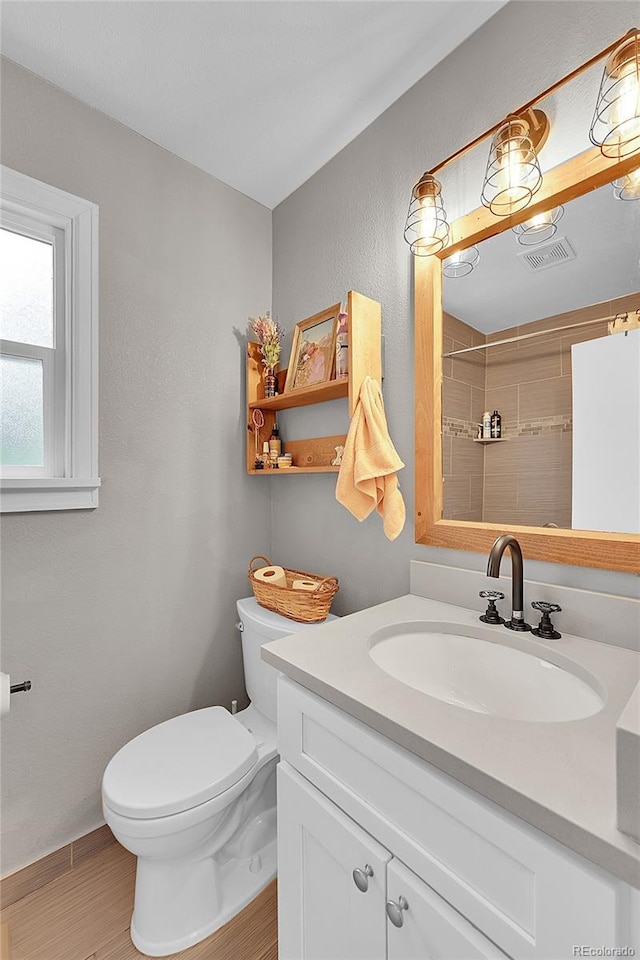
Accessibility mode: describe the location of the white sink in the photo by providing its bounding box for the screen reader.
[369,622,604,722]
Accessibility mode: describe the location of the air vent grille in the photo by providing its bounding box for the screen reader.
[518,237,576,273]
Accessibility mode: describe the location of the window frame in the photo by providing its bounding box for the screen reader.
[0,166,99,512]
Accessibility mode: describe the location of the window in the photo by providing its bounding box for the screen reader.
[0,167,99,511]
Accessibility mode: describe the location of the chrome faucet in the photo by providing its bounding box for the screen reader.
[486,535,531,632]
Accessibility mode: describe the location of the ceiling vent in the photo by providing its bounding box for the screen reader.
[517,236,576,273]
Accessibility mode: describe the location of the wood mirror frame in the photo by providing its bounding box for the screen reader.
[415,145,640,573]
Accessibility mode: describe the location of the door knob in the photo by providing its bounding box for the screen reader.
[352,864,374,893]
[386,896,409,927]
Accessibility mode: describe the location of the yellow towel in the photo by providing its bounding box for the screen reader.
[336,376,406,541]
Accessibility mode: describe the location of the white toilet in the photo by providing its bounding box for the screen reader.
[102,597,337,957]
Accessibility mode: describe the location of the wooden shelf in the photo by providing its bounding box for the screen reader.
[248,466,340,475]
[246,291,382,474]
[249,378,348,411]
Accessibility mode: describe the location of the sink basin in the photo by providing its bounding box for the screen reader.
[369,622,604,722]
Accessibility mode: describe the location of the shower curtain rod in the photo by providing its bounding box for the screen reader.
[443,310,640,358]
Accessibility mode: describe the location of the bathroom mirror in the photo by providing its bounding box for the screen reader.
[415,146,640,572]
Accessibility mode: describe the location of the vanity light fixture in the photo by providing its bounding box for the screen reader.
[481,111,547,217]
[590,30,640,159]
[613,167,640,199]
[404,28,640,257]
[442,245,480,278]
[403,172,450,256]
[512,205,564,244]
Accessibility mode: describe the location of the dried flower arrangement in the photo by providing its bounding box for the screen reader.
[250,312,284,369]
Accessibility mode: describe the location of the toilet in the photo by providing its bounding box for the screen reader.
[102,597,337,957]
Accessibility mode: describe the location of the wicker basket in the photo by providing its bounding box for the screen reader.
[248,555,339,623]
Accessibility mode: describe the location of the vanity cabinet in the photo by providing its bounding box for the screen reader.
[246,290,382,474]
[277,676,638,960]
[279,763,507,960]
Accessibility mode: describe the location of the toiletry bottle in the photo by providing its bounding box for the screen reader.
[482,411,492,439]
[269,421,282,458]
[491,410,502,439]
[335,311,349,379]
[262,441,271,468]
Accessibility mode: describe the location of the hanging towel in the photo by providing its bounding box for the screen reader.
[336,376,406,541]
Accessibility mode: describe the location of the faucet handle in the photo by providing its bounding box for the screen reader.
[479,590,505,600]
[531,601,561,614]
[479,590,505,625]
[531,601,562,639]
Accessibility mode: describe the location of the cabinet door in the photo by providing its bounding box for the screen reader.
[278,762,391,960]
[387,859,509,960]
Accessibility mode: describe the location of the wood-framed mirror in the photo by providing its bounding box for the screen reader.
[415,143,640,573]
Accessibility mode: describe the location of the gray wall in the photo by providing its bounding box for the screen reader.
[0,58,272,875]
[272,1,640,615]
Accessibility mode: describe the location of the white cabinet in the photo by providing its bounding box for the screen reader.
[278,764,390,960]
[277,676,639,960]
[279,763,507,960]
[387,860,508,960]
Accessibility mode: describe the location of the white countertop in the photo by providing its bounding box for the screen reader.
[262,593,640,888]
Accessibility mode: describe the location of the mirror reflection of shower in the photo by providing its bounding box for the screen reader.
[440,178,640,534]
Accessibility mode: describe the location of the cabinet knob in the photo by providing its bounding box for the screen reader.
[386,896,409,928]
[352,864,374,893]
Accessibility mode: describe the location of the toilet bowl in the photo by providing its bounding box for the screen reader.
[102,597,337,957]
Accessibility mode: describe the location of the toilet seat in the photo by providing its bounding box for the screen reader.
[102,706,258,819]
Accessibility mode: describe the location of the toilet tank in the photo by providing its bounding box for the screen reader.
[236,597,338,722]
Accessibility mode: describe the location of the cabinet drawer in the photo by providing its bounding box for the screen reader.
[278,677,623,959]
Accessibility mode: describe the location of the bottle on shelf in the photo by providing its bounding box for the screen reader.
[269,421,282,458]
[491,410,502,439]
[482,411,492,439]
[262,441,271,469]
[335,311,349,379]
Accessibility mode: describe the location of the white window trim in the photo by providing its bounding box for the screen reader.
[0,166,100,512]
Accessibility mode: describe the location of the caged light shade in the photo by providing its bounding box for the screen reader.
[613,167,640,199]
[481,116,543,217]
[512,205,564,245]
[590,31,640,159]
[442,245,480,278]
[404,173,450,256]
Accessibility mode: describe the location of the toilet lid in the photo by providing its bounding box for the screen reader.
[102,707,259,819]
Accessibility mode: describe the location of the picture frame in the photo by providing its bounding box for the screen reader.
[284,303,341,393]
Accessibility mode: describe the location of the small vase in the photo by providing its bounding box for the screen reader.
[264,366,278,398]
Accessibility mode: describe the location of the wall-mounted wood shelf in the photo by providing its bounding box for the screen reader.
[248,378,348,411]
[248,466,340,475]
[246,291,382,474]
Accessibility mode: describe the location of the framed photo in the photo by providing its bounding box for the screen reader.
[284,304,341,392]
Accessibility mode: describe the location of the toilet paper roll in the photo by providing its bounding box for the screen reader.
[0,673,10,719]
[292,579,319,592]
[254,565,287,588]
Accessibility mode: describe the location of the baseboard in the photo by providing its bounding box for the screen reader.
[0,824,116,910]
[0,922,10,960]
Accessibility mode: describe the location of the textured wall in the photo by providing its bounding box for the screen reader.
[0,58,272,875]
[272,1,640,615]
